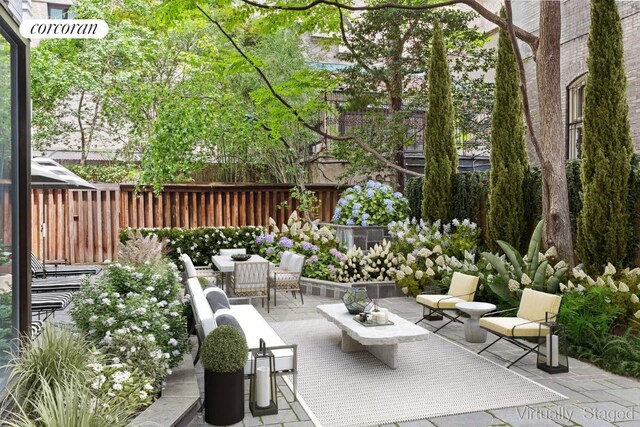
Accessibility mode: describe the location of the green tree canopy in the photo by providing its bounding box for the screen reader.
[329,1,494,188]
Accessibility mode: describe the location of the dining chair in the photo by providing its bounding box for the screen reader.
[229,261,270,312]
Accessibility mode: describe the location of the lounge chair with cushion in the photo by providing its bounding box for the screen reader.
[32,291,74,321]
[32,276,85,292]
[415,272,479,332]
[31,253,101,278]
[478,288,562,368]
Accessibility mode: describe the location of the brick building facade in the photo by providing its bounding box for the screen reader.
[512,0,640,162]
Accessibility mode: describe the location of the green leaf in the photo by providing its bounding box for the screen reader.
[496,240,524,278]
[546,266,568,294]
[532,260,548,291]
[481,252,510,283]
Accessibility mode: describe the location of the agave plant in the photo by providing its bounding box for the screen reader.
[482,220,568,305]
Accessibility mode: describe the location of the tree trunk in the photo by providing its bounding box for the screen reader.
[390,93,405,191]
[536,1,575,265]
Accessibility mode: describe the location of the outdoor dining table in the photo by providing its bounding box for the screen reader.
[211,254,272,291]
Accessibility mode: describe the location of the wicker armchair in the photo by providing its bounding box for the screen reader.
[229,261,270,311]
[268,253,305,307]
[180,254,218,287]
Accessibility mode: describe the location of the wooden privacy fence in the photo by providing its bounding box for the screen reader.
[32,183,345,264]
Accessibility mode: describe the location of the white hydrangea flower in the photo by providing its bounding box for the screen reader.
[544,246,557,259]
[596,277,605,287]
[630,294,639,304]
[618,282,630,293]
[508,279,520,292]
[604,263,616,276]
[520,273,532,286]
[415,270,424,280]
[426,267,435,277]
[635,310,640,319]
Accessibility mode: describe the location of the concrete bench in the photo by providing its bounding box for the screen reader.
[186,278,297,399]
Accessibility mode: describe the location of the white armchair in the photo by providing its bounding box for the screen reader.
[268,253,305,306]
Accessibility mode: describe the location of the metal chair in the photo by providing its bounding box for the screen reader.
[478,288,562,368]
[229,261,270,312]
[415,272,479,333]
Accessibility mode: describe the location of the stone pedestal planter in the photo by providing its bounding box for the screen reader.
[300,277,403,300]
[323,224,391,250]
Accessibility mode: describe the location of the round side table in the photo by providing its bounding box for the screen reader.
[455,301,496,343]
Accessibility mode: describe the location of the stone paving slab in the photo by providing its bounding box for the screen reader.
[184,293,639,427]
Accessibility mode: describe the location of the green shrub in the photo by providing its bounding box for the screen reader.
[68,163,139,183]
[559,286,640,377]
[5,374,135,427]
[487,10,529,253]
[577,0,634,274]
[201,326,248,373]
[7,326,95,412]
[405,177,423,221]
[120,226,263,268]
[422,23,457,222]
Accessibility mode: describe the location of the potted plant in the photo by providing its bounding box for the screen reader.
[201,325,248,426]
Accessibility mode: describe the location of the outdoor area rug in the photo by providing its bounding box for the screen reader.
[272,319,566,427]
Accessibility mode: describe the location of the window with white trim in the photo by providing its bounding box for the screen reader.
[567,74,587,160]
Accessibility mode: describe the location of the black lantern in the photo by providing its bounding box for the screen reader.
[342,287,372,314]
[537,314,569,374]
[250,339,278,417]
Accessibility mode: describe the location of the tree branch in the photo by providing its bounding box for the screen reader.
[504,0,543,164]
[196,5,421,177]
[238,0,539,51]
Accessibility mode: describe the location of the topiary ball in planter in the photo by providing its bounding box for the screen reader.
[201,326,248,426]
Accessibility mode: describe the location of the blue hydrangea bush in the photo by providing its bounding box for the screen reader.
[332,181,409,226]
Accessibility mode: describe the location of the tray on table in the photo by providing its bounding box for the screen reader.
[353,316,394,327]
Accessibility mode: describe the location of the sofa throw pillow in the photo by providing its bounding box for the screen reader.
[206,287,230,313]
[213,309,245,338]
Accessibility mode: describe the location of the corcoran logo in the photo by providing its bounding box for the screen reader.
[19,19,109,39]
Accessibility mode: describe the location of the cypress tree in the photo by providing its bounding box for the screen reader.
[577,0,633,274]
[487,9,529,251]
[422,22,457,222]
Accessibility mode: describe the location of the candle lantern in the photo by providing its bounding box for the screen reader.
[537,314,569,374]
[250,339,278,417]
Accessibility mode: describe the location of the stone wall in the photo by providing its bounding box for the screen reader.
[512,0,640,163]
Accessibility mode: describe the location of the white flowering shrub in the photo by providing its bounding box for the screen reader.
[388,218,479,259]
[72,260,189,402]
[88,355,154,409]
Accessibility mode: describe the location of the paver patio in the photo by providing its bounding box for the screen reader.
[188,292,639,427]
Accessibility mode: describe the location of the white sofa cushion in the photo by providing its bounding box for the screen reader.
[288,254,305,274]
[187,278,215,337]
[181,254,197,278]
[230,304,294,375]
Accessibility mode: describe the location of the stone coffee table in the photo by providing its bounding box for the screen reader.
[317,303,429,369]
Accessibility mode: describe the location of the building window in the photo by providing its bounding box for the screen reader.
[567,74,587,160]
[48,4,73,19]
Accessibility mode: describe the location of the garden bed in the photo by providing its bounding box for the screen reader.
[300,277,403,299]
